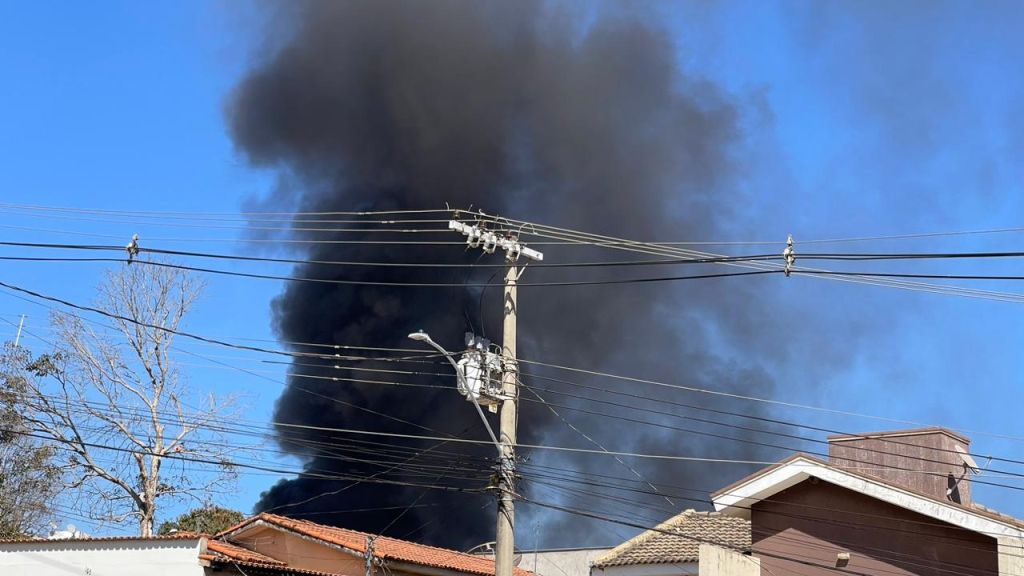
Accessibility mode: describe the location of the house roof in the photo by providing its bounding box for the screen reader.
[221,513,533,576]
[592,510,750,568]
[204,538,288,566]
[210,558,346,576]
[201,538,341,576]
[711,453,1024,537]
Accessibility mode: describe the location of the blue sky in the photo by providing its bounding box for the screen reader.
[0,1,1022,538]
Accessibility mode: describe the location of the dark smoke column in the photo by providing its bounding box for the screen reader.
[228,0,775,549]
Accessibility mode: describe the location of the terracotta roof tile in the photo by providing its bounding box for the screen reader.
[206,539,288,566]
[592,510,750,567]
[224,513,533,576]
[202,555,344,576]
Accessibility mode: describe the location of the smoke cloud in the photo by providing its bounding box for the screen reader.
[228,1,787,549]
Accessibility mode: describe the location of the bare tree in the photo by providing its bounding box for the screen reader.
[20,261,238,536]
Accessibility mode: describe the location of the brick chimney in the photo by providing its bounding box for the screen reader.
[827,427,974,504]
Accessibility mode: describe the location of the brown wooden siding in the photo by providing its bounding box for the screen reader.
[829,430,971,503]
[751,479,997,576]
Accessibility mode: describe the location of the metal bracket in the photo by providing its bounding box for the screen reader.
[125,234,140,264]
[449,221,543,262]
[783,234,795,277]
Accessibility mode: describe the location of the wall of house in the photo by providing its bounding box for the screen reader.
[232,525,365,575]
[998,537,1024,576]
[828,429,972,503]
[517,548,610,576]
[697,545,758,576]
[751,478,997,576]
[0,538,206,576]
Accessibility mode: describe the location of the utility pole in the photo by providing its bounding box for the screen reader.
[365,535,375,576]
[13,314,25,347]
[496,263,517,576]
[447,219,542,576]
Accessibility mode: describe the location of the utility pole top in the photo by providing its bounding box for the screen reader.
[448,221,543,262]
[14,314,25,347]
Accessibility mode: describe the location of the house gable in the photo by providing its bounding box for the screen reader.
[219,514,532,576]
[752,478,998,576]
[228,523,364,575]
[711,455,1024,539]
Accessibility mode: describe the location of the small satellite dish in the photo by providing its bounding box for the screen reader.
[955,444,981,475]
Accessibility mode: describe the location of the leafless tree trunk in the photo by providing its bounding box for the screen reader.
[20,260,238,536]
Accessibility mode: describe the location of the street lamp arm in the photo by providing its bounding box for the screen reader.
[408,331,502,456]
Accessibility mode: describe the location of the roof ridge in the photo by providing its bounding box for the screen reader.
[592,510,750,568]
[249,513,533,576]
[593,510,700,566]
[713,454,1024,530]
[263,512,495,560]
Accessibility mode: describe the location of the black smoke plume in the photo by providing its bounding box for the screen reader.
[229,1,785,549]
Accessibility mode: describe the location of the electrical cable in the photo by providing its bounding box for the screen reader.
[8,282,1024,483]
[0,256,784,286]
[516,376,1024,473]
[465,211,1024,302]
[516,356,1024,448]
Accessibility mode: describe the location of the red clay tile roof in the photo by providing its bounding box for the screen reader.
[592,510,750,567]
[221,513,533,576]
[202,556,344,576]
[206,539,288,566]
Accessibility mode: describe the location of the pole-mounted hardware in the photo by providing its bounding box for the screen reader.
[449,221,543,262]
[407,331,502,455]
[783,234,795,277]
[126,234,140,264]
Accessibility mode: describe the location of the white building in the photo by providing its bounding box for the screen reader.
[0,534,207,576]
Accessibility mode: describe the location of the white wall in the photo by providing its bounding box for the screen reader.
[697,545,758,576]
[523,548,610,576]
[999,537,1024,576]
[0,538,206,576]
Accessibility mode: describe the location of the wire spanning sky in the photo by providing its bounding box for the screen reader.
[0,0,1022,546]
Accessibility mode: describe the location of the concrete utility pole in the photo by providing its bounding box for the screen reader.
[13,314,25,347]
[446,219,542,576]
[496,263,517,576]
[365,535,375,576]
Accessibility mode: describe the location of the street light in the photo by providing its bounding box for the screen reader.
[408,331,501,455]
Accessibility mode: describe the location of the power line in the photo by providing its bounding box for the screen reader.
[8,266,1024,477]
[10,202,1024,246]
[803,270,1024,281]
[466,212,1024,303]
[0,255,784,286]
[6,269,1024,478]
[515,388,1024,488]
[12,239,1024,268]
[0,203,456,218]
[516,357,1024,446]
[7,273,1024,470]
[517,375,1024,470]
